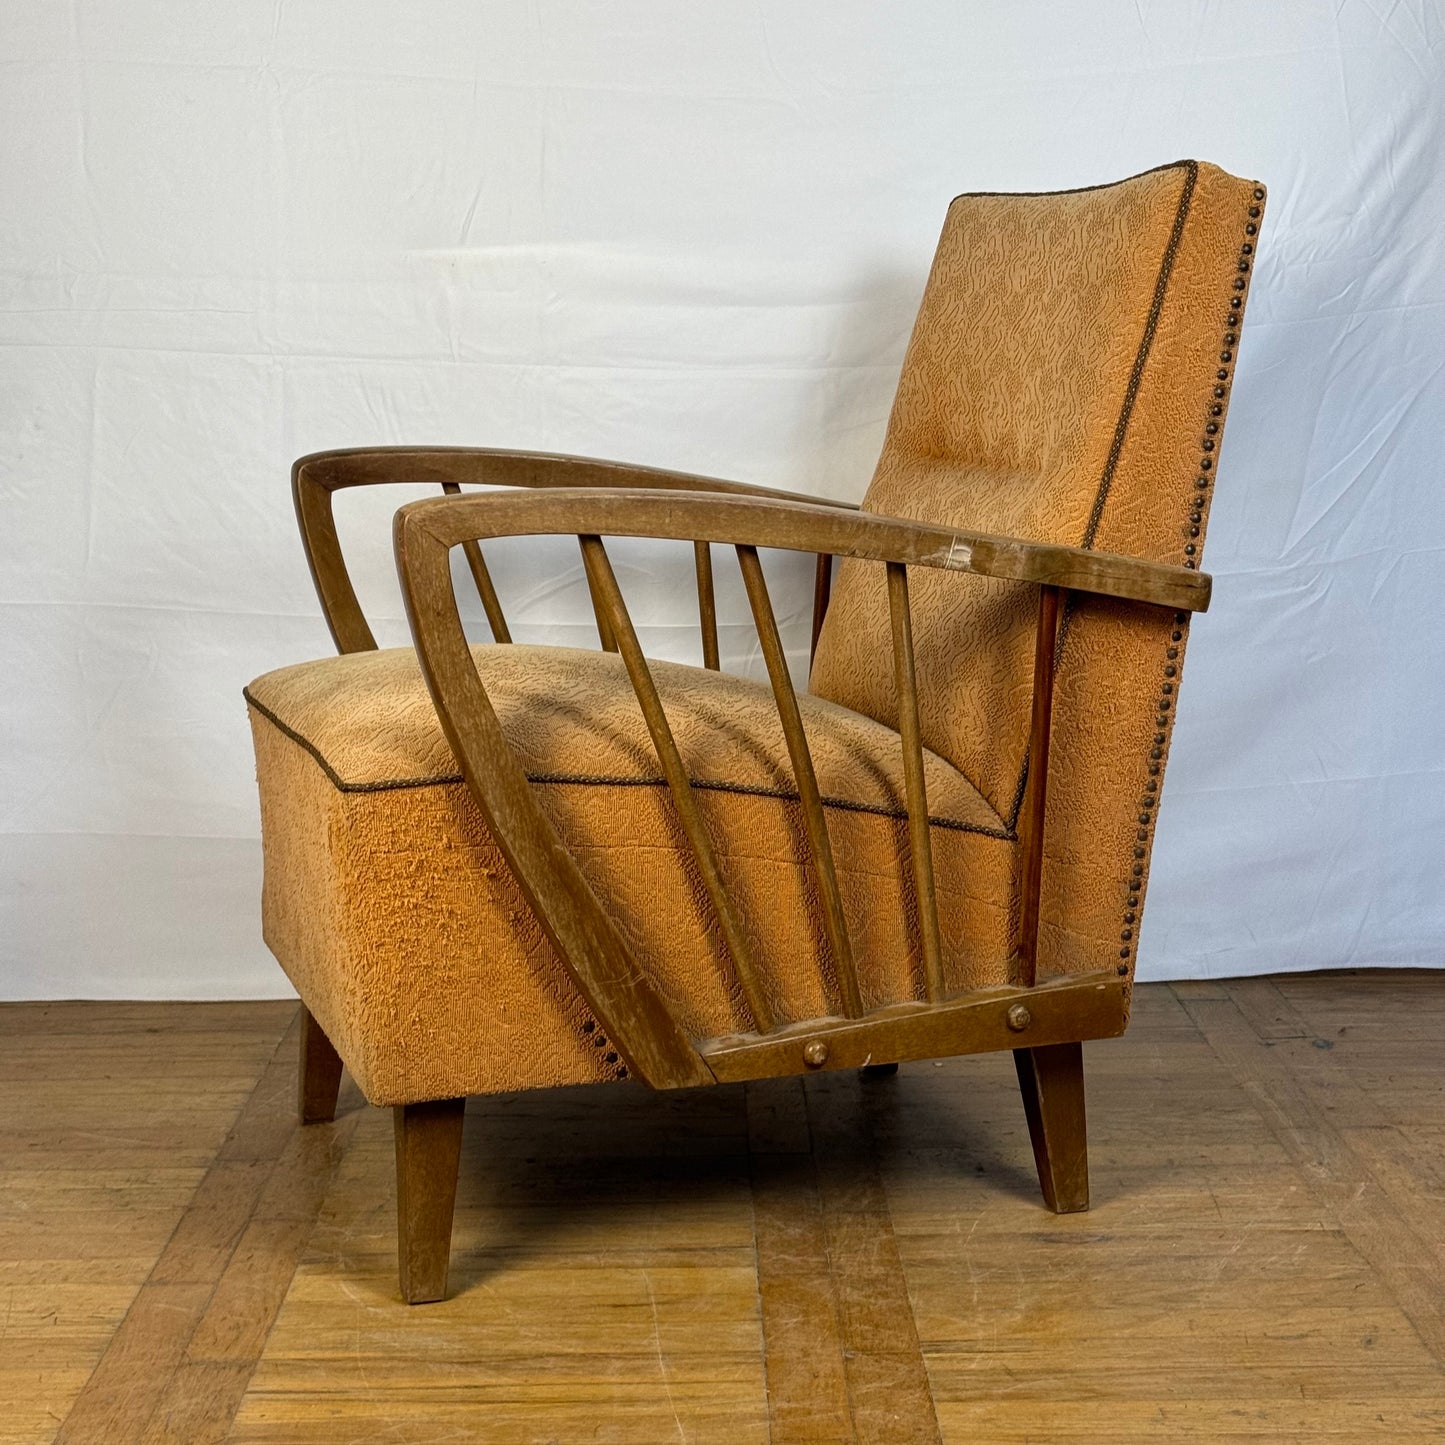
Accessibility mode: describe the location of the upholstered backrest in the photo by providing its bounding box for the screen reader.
[810,160,1264,979]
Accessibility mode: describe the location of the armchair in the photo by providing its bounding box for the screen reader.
[245,159,1265,1301]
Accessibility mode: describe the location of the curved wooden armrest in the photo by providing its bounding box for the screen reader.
[388,486,1207,1090]
[393,486,1212,613]
[293,446,856,653]
[294,444,860,504]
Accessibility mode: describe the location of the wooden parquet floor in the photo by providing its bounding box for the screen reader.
[3,973,1445,1443]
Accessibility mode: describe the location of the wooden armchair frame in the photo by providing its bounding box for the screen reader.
[291,446,1209,1300]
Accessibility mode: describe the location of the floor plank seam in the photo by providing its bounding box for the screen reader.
[1183,982,1445,1371]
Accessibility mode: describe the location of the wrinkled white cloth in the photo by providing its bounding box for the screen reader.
[2,0,1442,996]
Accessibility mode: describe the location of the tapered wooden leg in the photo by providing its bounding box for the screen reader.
[1014,1042,1089,1213]
[298,1006,344,1125]
[394,1097,466,1304]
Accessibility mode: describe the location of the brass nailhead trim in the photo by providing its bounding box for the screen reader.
[1125,180,1263,967]
[583,1017,628,1080]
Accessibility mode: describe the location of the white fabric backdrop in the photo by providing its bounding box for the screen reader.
[3,1,1442,998]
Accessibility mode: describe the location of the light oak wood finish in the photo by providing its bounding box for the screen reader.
[396,486,1211,614]
[297,1006,342,1126]
[277,381,1219,1302]
[13,977,1445,1442]
[285,435,1217,1302]
[736,542,861,1020]
[888,560,944,1004]
[395,487,1201,1068]
[393,1098,467,1305]
[1013,1041,1090,1213]
[293,445,858,656]
[577,534,620,654]
[383,479,1208,1290]
[0,1001,352,1445]
[268,169,1264,1299]
[1016,584,1063,988]
[701,973,1127,1083]
[440,481,512,644]
[581,534,775,1033]
[397,508,715,1095]
[695,539,721,670]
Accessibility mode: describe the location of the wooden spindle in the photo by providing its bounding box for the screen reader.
[579,536,775,1034]
[735,544,862,1019]
[1017,584,1064,988]
[440,482,511,643]
[810,553,834,664]
[887,563,944,1003]
[578,536,619,652]
[694,541,721,670]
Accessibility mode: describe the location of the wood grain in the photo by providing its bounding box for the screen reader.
[888,561,944,1003]
[1016,583,1063,987]
[1013,1040,1089,1212]
[440,481,512,644]
[10,975,1445,1443]
[582,534,775,1033]
[296,1006,342,1126]
[696,540,721,670]
[703,972,1128,1082]
[397,514,714,1091]
[394,1097,466,1304]
[736,543,860,1019]
[13,1003,357,1445]
[292,444,857,654]
[398,485,1212,613]
[0,1002,289,1445]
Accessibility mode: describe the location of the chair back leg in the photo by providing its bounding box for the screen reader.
[394,1097,467,1303]
[1014,1042,1089,1213]
[298,1006,344,1125]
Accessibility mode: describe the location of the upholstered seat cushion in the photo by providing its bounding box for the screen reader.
[246,644,1019,1104]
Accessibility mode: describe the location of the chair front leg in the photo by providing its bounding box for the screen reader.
[394,1097,467,1303]
[298,1006,344,1124]
[1014,1042,1089,1213]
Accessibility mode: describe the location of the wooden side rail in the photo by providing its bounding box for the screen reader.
[703,971,1129,1082]
[292,446,857,655]
[394,488,1212,612]
[393,486,1206,1089]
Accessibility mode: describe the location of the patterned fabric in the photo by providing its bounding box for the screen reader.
[247,160,1265,1101]
[812,161,1264,984]
[247,645,1014,1104]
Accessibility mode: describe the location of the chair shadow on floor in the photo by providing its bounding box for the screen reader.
[420,1060,1051,1296]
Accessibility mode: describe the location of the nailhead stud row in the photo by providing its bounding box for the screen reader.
[1118,183,1264,975]
[581,1016,629,1079]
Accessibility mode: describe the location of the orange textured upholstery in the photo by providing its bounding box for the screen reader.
[247,160,1264,1109]
[246,645,1015,1105]
[811,160,1263,986]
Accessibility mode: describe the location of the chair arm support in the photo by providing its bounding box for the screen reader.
[388,487,1205,1089]
[293,447,857,653]
[393,486,1212,613]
